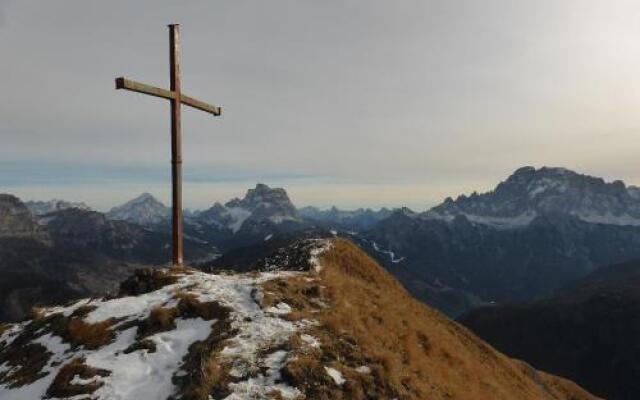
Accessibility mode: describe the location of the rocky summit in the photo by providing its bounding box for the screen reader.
[0,194,43,238]
[0,239,597,400]
[198,183,300,234]
[428,166,640,226]
[24,199,91,216]
[107,193,170,226]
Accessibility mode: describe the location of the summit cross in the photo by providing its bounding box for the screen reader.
[115,24,222,267]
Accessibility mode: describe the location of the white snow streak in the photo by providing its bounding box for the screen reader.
[324,367,346,385]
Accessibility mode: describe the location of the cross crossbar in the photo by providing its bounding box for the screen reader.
[115,77,222,116]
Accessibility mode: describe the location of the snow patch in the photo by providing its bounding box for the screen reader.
[89,319,213,400]
[427,212,537,229]
[309,239,333,272]
[0,268,315,400]
[324,367,346,385]
[225,207,252,233]
[266,302,292,315]
[577,212,640,226]
[355,365,371,374]
[224,350,301,399]
[300,334,321,348]
[372,241,405,264]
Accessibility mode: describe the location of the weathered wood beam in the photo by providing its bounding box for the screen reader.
[181,94,222,116]
[115,77,175,100]
[115,77,221,116]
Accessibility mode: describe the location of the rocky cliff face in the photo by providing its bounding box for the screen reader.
[195,183,307,244]
[429,166,640,225]
[24,199,90,216]
[0,194,43,239]
[0,239,597,400]
[227,183,298,221]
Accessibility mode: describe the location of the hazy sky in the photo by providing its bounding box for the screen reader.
[2,1,640,211]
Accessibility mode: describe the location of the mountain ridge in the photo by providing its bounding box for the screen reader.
[0,239,598,400]
[427,166,640,226]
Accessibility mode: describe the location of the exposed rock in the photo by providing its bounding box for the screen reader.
[0,194,43,239]
[428,166,640,225]
[24,199,90,216]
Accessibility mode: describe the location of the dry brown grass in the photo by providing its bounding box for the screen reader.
[46,357,110,398]
[174,291,230,321]
[0,323,9,337]
[172,318,237,400]
[29,307,47,320]
[119,267,182,296]
[262,239,599,400]
[137,306,178,338]
[0,342,51,388]
[66,318,116,350]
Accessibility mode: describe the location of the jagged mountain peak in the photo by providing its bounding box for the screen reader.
[0,239,596,400]
[428,166,640,226]
[106,193,169,225]
[129,192,162,204]
[198,184,300,234]
[0,193,27,211]
[24,199,91,216]
[226,183,297,216]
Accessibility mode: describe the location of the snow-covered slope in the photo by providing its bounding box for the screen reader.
[0,239,597,400]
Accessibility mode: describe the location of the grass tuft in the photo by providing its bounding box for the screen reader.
[66,318,115,350]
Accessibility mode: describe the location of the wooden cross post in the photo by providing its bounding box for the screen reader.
[115,24,221,267]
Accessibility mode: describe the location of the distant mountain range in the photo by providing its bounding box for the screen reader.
[6,166,640,320]
[24,199,91,216]
[104,184,393,235]
[428,166,640,226]
[3,167,638,400]
[356,166,640,315]
[0,194,217,321]
[459,257,640,400]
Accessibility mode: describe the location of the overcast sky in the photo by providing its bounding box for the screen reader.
[2,1,640,210]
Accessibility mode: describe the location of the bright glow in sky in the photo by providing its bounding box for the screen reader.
[2,1,640,210]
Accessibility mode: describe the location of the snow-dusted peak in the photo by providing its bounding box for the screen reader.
[199,184,299,233]
[107,193,169,226]
[226,183,298,219]
[25,199,91,216]
[428,166,640,227]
